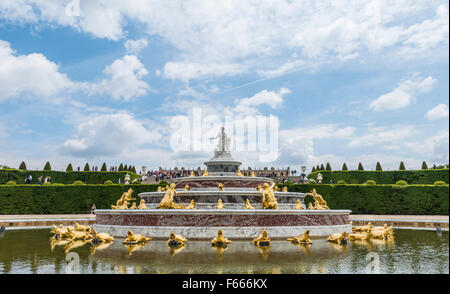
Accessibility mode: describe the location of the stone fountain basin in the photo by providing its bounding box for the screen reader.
[94,209,351,239]
[172,176,273,189]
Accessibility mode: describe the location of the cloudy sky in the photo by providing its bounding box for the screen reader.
[0,0,448,172]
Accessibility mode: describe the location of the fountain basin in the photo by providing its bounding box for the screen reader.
[173,176,273,189]
[93,209,351,239]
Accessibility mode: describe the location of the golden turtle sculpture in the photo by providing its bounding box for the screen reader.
[253,230,271,247]
[326,232,348,245]
[211,230,232,247]
[123,231,151,244]
[287,230,312,245]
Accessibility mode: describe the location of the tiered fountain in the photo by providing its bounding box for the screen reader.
[94,127,351,239]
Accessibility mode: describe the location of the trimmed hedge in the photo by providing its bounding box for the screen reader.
[289,184,449,215]
[0,184,159,214]
[307,169,449,185]
[0,170,140,185]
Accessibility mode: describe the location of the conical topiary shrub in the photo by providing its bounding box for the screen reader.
[376,162,382,171]
[421,161,428,170]
[399,161,406,170]
[326,162,332,170]
[118,163,124,171]
[43,161,51,171]
[66,163,73,171]
[19,161,27,170]
[342,163,348,171]
[358,162,364,171]
[84,163,90,171]
[101,163,107,171]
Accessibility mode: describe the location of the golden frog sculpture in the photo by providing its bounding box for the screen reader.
[348,230,371,241]
[184,184,190,191]
[123,230,151,244]
[130,202,137,209]
[67,227,92,240]
[294,199,304,210]
[215,198,226,209]
[185,199,196,209]
[50,224,72,239]
[287,230,312,245]
[91,229,114,243]
[262,183,279,209]
[202,170,209,176]
[326,232,348,245]
[305,189,329,209]
[218,183,224,191]
[282,187,288,192]
[138,199,148,209]
[211,230,232,246]
[245,199,255,209]
[369,229,389,240]
[167,232,188,247]
[74,222,92,233]
[256,185,262,191]
[352,222,372,233]
[372,223,394,236]
[157,183,184,209]
[253,230,271,247]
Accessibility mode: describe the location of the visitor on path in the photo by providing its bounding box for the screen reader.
[91,204,96,214]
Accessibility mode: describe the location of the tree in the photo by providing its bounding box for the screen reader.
[316,165,320,171]
[101,163,107,171]
[326,162,332,170]
[376,162,382,171]
[311,167,316,173]
[84,163,90,171]
[124,164,128,171]
[43,161,51,171]
[399,161,406,170]
[118,163,124,171]
[342,163,348,171]
[320,164,325,171]
[358,162,364,171]
[66,163,73,171]
[132,166,136,173]
[19,161,27,170]
[421,161,428,170]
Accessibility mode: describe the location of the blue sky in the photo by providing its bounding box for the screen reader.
[0,0,448,172]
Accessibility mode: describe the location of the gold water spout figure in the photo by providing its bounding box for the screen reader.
[313,201,326,210]
[123,231,151,244]
[74,222,92,233]
[67,227,92,240]
[245,199,255,209]
[184,184,190,191]
[294,200,304,210]
[307,202,314,210]
[202,170,209,176]
[236,169,243,176]
[218,183,224,191]
[157,186,162,192]
[262,183,279,209]
[91,229,114,243]
[216,198,226,209]
[253,230,271,247]
[282,187,288,192]
[211,230,232,246]
[348,230,371,241]
[130,202,137,209]
[287,230,312,245]
[158,183,183,209]
[274,185,280,192]
[326,232,347,245]
[352,222,372,233]
[305,189,330,209]
[138,199,148,209]
[251,171,256,177]
[111,200,130,209]
[185,199,196,209]
[190,171,195,177]
[167,232,188,247]
[256,185,262,191]
[50,224,72,239]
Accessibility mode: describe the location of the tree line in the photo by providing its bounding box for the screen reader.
[17,161,137,173]
[311,161,448,173]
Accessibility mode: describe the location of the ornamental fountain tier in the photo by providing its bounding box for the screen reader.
[94,127,351,239]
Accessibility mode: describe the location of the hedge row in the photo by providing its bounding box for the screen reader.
[0,183,448,215]
[286,184,449,215]
[0,184,160,214]
[307,169,449,185]
[0,170,140,185]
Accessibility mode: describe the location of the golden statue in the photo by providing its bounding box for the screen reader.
[305,189,329,209]
[256,185,262,191]
[245,199,255,209]
[111,200,130,209]
[313,201,326,210]
[74,222,92,233]
[130,202,137,209]
[161,187,166,191]
[190,171,195,177]
[50,224,72,239]
[114,188,135,206]
[218,183,224,191]
[352,222,372,233]
[138,199,148,209]
[211,230,232,246]
[91,229,114,243]
[294,200,304,210]
[202,170,209,176]
[236,169,243,176]
[123,230,151,244]
[348,231,371,241]
[262,183,279,209]
[369,229,389,240]
[185,199,196,209]
[307,202,314,210]
[282,187,288,192]
[253,230,271,247]
[67,227,92,241]
[158,183,184,209]
[167,232,188,247]
[274,185,279,192]
[216,198,226,209]
[251,171,256,177]
[287,230,312,245]
[165,185,169,190]
[372,223,394,236]
[157,186,162,192]
[326,232,347,245]
[184,184,190,191]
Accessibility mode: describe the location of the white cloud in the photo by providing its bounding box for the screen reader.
[231,88,291,116]
[0,40,74,101]
[59,113,161,158]
[124,38,148,54]
[369,75,436,111]
[348,125,416,148]
[425,104,449,120]
[87,55,150,101]
[163,61,247,81]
